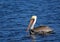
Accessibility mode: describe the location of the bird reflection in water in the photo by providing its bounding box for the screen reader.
[30,34,36,42]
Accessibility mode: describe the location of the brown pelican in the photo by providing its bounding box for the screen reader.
[26,16,54,35]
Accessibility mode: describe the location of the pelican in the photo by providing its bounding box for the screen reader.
[26,16,54,35]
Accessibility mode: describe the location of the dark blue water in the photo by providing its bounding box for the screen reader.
[0,0,60,42]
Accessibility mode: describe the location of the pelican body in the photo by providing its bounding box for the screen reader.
[27,16,53,35]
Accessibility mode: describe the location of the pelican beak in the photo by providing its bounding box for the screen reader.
[26,19,34,31]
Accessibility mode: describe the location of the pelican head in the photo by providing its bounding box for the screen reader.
[26,16,37,31]
[31,16,37,20]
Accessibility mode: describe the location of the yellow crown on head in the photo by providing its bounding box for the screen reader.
[31,16,37,19]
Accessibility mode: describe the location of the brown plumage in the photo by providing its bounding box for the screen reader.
[30,26,53,35]
[27,16,54,35]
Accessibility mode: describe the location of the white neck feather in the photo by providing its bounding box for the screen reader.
[30,18,37,29]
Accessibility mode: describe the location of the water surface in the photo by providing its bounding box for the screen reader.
[0,0,60,42]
